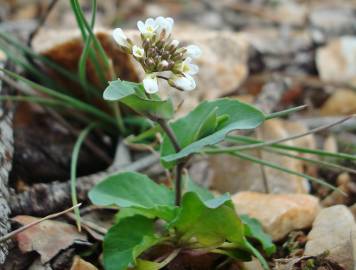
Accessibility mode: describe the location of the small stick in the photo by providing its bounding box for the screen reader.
[27,0,60,48]
[0,203,81,243]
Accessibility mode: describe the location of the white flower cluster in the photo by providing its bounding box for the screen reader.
[112,17,201,94]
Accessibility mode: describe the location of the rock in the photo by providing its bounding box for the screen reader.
[243,27,313,71]
[316,37,356,85]
[320,89,356,116]
[232,192,320,241]
[209,119,313,194]
[309,5,356,38]
[304,205,356,270]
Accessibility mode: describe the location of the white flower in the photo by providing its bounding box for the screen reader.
[137,18,158,38]
[113,28,130,48]
[132,45,144,58]
[185,45,202,59]
[143,73,159,94]
[155,17,174,36]
[175,57,199,75]
[169,74,196,91]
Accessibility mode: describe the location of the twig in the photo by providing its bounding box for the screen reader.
[0,203,81,243]
[65,212,107,235]
[27,0,59,48]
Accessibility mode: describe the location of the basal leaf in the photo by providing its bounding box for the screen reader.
[240,214,276,256]
[184,175,214,201]
[103,216,159,270]
[89,172,176,221]
[160,99,265,168]
[170,192,245,247]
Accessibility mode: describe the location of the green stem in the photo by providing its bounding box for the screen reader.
[112,102,126,134]
[155,118,183,206]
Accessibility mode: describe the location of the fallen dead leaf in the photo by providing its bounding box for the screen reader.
[13,215,87,264]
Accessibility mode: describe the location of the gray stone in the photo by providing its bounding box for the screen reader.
[304,205,356,270]
[310,6,356,38]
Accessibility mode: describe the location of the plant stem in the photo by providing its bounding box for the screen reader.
[156,118,181,152]
[155,118,183,205]
[175,163,184,205]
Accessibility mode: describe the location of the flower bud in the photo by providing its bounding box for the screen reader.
[157,60,169,71]
[169,74,196,91]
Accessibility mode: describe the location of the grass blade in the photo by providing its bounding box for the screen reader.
[263,147,356,174]
[0,31,100,94]
[71,123,96,231]
[0,95,73,108]
[226,135,356,161]
[0,68,116,125]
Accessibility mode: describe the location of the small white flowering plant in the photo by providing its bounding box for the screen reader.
[89,17,276,270]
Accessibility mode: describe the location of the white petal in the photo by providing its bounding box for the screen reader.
[112,28,128,47]
[143,74,159,94]
[186,45,202,58]
[137,21,145,33]
[166,17,174,32]
[187,63,199,75]
[146,18,155,27]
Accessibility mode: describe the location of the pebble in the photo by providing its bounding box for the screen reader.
[232,192,320,241]
[304,205,356,270]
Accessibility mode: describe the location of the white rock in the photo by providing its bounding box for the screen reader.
[316,37,356,86]
[304,205,356,270]
[232,192,320,241]
[209,119,313,194]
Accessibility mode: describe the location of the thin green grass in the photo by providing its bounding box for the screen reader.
[1,68,116,126]
[225,135,356,161]
[70,123,96,231]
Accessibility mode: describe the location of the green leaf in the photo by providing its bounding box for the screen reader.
[184,175,214,201]
[103,216,159,270]
[89,172,176,221]
[170,192,245,247]
[103,80,137,100]
[103,80,174,120]
[160,98,265,168]
[240,215,276,256]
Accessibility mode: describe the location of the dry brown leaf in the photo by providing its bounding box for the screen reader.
[13,215,87,264]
